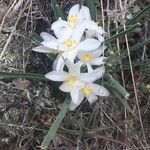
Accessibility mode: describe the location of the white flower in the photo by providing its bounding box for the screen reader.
[33,30,101,71]
[45,60,109,110]
[70,82,110,110]
[84,21,105,42]
[51,4,91,40]
[77,45,107,72]
[51,4,105,42]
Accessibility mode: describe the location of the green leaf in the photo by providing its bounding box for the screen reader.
[47,53,57,62]
[41,95,70,149]
[127,6,150,25]
[51,0,65,20]
[32,32,42,43]
[79,0,85,9]
[128,37,150,52]
[0,72,46,81]
[86,0,96,21]
[105,23,140,43]
[103,74,130,99]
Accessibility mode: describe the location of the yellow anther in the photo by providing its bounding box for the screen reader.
[66,75,77,86]
[67,15,78,28]
[81,53,93,62]
[146,84,150,92]
[109,48,116,55]
[63,39,76,50]
[96,21,100,25]
[82,84,92,97]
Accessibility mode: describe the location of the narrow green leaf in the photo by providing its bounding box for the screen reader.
[41,96,70,149]
[32,32,42,43]
[127,6,150,25]
[51,0,57,6]
[86,0,96,21]
[47,53,57,62]
[104,74,130,99]
[51,0,65,20]
[79,0,85,9]
[105,23,140,43]
[0,72,46,81]
[128,37,150,52]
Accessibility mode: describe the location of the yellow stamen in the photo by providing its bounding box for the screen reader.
[146,84,150,92]
[81,53,93,62]
[82,84,92,97]
[63,39,76,50]
[67,15,78,28]
[65,75,77,86]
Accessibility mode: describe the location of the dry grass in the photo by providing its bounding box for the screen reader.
[0,0,150,149]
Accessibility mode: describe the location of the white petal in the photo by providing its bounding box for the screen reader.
[69,4,80,15]
[85,29,96,38]
[45,71,68,81]
[87,94,98,104]
[86,63,94,73]
[92,46,107,57]
[40,32,56,41]
[72,23,85,42]
[53,27,73,41]
[53,54,65,71]
[90,83,110,96]
[64,59,80,75]
[84,21,99,30]
[97,26,106,35]
[90,57,107,65]
[84,21,105,34]
[51,18,68,30]
[69,101,80,111]
[80,66,105,82]
[77,39,100,51]
[61,50,77,63]
[96,33,104,42]
[77,51,85,59]
[32,45,56,53]
[78,6,91,21]
[41,40,59,50]
[77,49,106,60]
[59,83,71,92]
[70,87,84,104]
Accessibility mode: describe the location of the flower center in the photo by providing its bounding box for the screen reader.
[63,39,76,50]
[66,75,77,86]
[67,15,78,28]
[81,53,93,62]
[82,84,92,97]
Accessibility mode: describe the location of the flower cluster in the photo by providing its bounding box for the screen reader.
[33,4,110,110]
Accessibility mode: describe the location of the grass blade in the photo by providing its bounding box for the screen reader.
[79,0,85,9]
[127,5,150,25]
[41,95,70,149]
[47,53,57,62]
[51,0,65,20]
[104,74,130,99]
[86,0,96,21]
[0,72,46,80]
[105,23,140,43]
